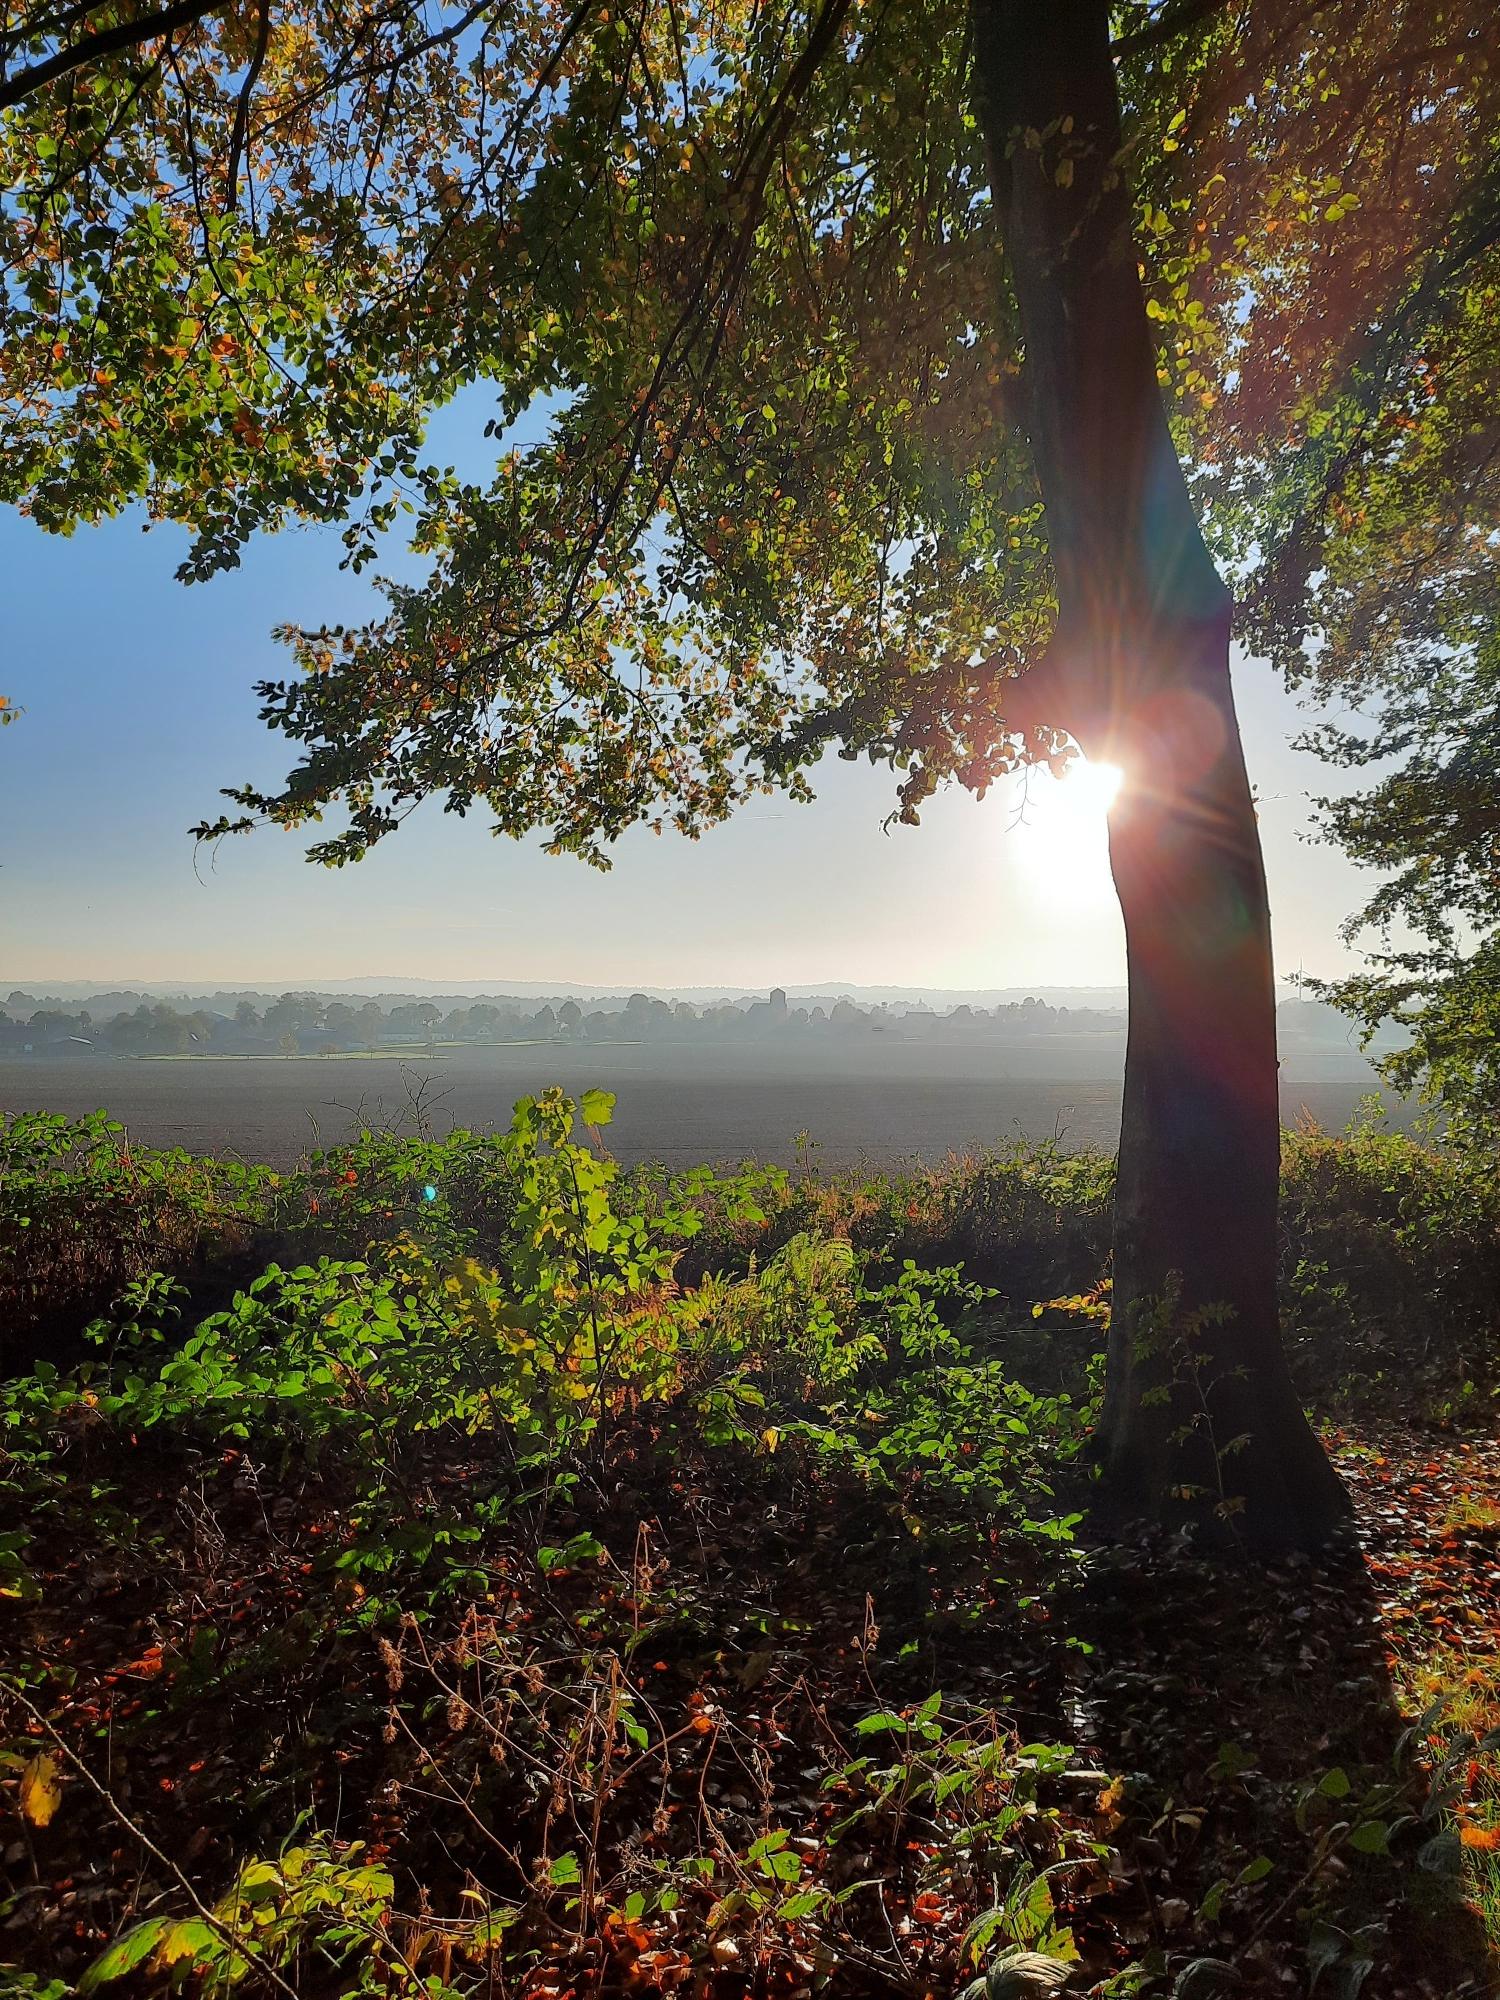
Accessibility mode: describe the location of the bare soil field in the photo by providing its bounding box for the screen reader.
[0,1036,1410,1166]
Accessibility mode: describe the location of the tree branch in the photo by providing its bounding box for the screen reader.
[0,0,221,111]
[225,0,271,208]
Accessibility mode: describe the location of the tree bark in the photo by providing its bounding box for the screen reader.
[970,0,1349,1545]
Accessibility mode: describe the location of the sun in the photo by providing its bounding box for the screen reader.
[1008,756,1125,907]
[1063,756,1124,814]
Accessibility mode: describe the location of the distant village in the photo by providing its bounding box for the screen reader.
[0,986,1364,1059]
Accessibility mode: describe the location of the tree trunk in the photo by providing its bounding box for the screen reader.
[970,0,1349,1545]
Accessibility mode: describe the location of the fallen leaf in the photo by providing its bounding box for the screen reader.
[20,1752,61,1828]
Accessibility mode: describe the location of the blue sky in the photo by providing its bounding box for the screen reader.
[2,390,1384,993]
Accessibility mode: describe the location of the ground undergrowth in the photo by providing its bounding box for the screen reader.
[1,1097,1496,1999]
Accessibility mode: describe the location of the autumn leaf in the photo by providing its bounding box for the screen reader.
[19,1751,61,1827]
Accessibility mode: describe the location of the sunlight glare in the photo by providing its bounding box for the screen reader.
[1073,758,1125,812]
[1007,756,1124,912]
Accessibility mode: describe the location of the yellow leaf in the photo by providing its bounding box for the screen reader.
[20,1752,61,1827]
[158,1918,218,1965]
[1054,157,1074,189]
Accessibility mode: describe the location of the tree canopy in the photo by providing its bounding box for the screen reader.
[3,0,1493,867]
[1185,6,1500,1139]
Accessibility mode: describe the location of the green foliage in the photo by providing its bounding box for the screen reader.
[6,1101,1496,1449]
[937,1143,1115,1299]
[285,1124,524,1266]
[75,1831,501,1996]
[1290,613,1500,1141]
[1279,1119,1500,1413]
[0,1110,270,1369]
[1,1090,1098,1648]
[0,1093,769,1594]
[4,1090,1500,1996]
[6,0,1488,863]
[1186,13,1500,1125]
[659,1137,1115,1354]
[0,1082,1098,1989]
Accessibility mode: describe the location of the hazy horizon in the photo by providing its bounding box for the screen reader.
[2,387,1403,999]
[6,974,1322,1006]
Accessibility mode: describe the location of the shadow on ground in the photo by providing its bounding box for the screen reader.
[1059,1509,1499,1999]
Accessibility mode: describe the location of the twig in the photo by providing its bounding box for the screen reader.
[0,1677,304,2000]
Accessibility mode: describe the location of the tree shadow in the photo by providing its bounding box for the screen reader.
[1060,1508,1499,1998]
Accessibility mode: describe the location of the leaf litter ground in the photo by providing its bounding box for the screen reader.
[3,1424,1497,1999]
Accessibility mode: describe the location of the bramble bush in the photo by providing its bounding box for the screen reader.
[3,1099,1496,1546]
[1278,1116,1500,1417]
[6,1098,1498,1416]
[4,1092,1088,1585]
[0,1111,270,1372]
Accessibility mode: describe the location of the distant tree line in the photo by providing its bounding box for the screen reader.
[0,987,1148,1059]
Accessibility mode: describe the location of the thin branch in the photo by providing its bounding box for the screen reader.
[2,0,118,61]
[1111,0,1231,58]
[225,0,272,210]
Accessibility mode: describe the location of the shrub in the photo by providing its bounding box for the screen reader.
[0,1111,270,1373]
[1280,1118,1500,1413]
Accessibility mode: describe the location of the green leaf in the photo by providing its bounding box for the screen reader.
[1306,1920,1363,1996]
[980,1947,1077,1998]
[538,1532,603,1572]
[579,1087,615,1128]
[1417,1829,1462,1875]
[79,1920,170,1991]
[158,1918,221,1967]
[1173,1960,1242,1998]
[780,1890,826,1920]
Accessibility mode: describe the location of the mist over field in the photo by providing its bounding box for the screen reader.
[0,980,1405,1165]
